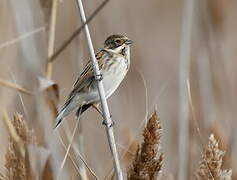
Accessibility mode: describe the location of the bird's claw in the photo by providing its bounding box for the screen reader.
[95,74,103,81]
[102,115,114,128]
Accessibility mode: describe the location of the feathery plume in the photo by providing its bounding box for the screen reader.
[196,134,232,180]
[128,111,163,180]
[4,113,35,180]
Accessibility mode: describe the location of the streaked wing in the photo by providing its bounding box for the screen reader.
[63,49,108,106]
[72,60,91,87]
[72,49,106,89]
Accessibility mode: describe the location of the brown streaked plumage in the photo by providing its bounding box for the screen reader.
[55,34,133,128]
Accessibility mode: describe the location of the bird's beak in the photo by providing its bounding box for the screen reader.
[125,39,133,45]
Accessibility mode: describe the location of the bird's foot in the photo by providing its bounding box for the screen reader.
[102,115,114,128]
[95,74,103,81]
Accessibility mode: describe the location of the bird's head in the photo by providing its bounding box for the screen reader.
[104,34,133,54]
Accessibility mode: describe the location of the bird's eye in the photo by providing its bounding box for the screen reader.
[115,39,122,44]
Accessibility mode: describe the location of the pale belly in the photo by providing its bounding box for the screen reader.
[82,56,129,104]
[103,58,128,98]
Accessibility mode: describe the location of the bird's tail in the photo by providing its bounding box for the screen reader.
[54,108,66,129]
[54,102,92,129]
[54,96,78,129]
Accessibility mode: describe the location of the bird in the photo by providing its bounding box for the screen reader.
[54,34,133,128]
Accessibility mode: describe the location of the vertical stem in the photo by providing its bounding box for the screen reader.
[178,0,195,179]
[77,122,89,180]
[75,0,123,179]
[46,0,58,79]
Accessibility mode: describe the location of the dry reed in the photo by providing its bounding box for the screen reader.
[128,111,163,180]
[3,113,35,180]
[40,0,52,22]
[0,79,31,96]
[195,134,232,180]
[2,112,55,180]
[1,1,236,179]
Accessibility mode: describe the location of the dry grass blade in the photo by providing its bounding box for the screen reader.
[0,79,31,95]
[2,111,25,157]
[128,111,163,180]
[178,0,195,177]
[38,77,59,119]
[62,123,99,180]
[46,0,58,79]
[0,27,45,50]
[0,172,8,180]
[48,0,110,62]
[186,79,203,144]
[56,117,80,179]
[57,128,98,179]
[136,69,148,124]
[40,0,53,21]
[56,131,82,177]
[196,134,232,180]
[73,143,99,180]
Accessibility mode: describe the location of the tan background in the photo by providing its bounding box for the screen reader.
[0,0,236,179]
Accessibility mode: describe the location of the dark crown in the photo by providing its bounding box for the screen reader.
[104,34,130,49]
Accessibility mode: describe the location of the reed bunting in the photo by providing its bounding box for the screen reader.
[55,34,133,128]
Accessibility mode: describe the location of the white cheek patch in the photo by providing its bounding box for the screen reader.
[126,46,130,59]
[113,44,126,53]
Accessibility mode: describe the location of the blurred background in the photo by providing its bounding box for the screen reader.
[0,0,236,179]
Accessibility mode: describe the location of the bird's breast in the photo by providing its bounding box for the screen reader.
[102,56,129,98]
